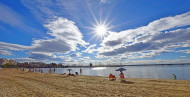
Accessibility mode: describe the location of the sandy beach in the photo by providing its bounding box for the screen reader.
[0,69,190,97]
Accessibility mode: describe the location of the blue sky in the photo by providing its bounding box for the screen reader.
[0,0,190,65]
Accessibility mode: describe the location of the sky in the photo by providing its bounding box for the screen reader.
[0,0,190,65]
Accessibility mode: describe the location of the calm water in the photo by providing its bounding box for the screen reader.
[40,65,190,80]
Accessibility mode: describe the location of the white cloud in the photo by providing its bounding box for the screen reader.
[178,49,190,54]
[123,59,190,65]
[82,44,97,53]
[100,0,107,3]
[0,42,28,51]
[20,0,95,23]
[100,0,111,4]
[64,57,72,62]
[70,52,82,57]
[0,3,23,26]
[30,17,88,54]
[29,52,53,60]
[180,56,186,58]
[15,58,37,63]
[0,50,12,55]
[20,0,58,22]
[0,17,88,62]
[98,12,190,58]
[78,57,91,62]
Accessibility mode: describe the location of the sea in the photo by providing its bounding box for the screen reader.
[38,64,190,80]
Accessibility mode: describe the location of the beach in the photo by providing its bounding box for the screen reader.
[0,69,190,97]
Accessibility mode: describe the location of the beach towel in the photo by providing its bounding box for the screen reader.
[109,74,116,79]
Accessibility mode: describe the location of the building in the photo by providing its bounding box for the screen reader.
[29,62,46,68]
[8,59,17,65]
[0,58,17,65]
[0,58,9,65]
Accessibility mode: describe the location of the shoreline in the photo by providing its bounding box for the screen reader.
[13,67,190,81]
[0,68,190,97]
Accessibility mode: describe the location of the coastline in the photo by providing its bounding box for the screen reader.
[0,68,190,97]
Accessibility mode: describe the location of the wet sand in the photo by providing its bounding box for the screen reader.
[0,68,190,97]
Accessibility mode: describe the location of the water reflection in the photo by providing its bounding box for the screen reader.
[91,67,107,70]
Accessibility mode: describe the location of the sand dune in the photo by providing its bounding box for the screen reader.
[0,69,190,97]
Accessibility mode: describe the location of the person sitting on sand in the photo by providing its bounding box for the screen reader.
[71,74,76,76]
[67,73,75,76]
[109,73,116,80]
[28,69,31,72]
[120,71,124,80]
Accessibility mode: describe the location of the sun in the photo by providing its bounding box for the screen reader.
[85,22,111,41]
[95,25,107,36]
[84,15,114,41]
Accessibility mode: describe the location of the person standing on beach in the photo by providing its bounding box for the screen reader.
[53,67,56,73]
[120,71,124,80]
[40,69,43,73]
[80,68,82,75]
[173,74,176,80]
[49,68,51,73]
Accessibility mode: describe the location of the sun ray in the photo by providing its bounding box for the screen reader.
[84,3,119,42]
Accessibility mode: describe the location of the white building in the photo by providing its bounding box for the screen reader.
[0,58,9,65]
[0,58,17,65]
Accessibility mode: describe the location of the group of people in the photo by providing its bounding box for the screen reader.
[28,68,56,73]
[48,68,56,73]
[109,70,125,80]
[67,68,82,77]
[109,72,177,80]
[28,68,43,73]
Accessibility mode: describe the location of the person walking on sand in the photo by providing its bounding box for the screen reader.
[120,71,124,80]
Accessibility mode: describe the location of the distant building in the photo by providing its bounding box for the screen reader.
[0,58,9,65]
[8,59,17,65]
[29,62,45,67]
[0,58,17,65]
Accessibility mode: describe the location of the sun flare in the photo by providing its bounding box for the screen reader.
[85,15,113,41]
[95,25,107,36]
